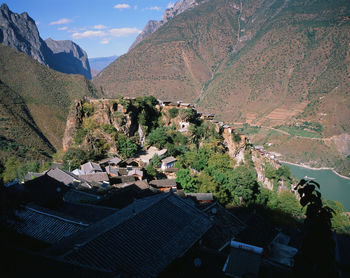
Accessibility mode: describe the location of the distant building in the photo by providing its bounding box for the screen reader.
[81,162,103,175]
[161,156,177,170]
[149,179,177,191]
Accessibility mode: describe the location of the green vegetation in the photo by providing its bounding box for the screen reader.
[237,124,261,136]
[82,102,94,117]
[275,125,322,138]
[115,133,138,159]
[169,108,179,118]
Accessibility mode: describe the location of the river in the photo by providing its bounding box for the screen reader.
[281,162,350,211]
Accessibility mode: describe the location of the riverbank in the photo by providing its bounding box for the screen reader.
[279,160,350,181]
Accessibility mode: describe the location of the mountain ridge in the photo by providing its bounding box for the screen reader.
[94,0,350,176]
[0,3,92,79]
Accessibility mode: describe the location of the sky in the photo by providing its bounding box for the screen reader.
[4,0,176,58]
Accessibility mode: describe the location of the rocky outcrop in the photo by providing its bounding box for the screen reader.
[45,38,92,79]
[129,0,200,50]
[0,3,49,65]
[0,4,92,79]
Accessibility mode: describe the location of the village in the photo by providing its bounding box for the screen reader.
[0,97,306,278]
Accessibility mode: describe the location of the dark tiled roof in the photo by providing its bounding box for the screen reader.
[23,172,44,182]
[22,174,69,207]
[47,193,212,277]
[105,165,119,176]
[81,162,102,174]
[79,172,109,183]
[14,205,88,244]
[149,179,177,188]
[47,168,88,187]
[63,189,102,204]
[201,203,246,251]
[111,175,136,184]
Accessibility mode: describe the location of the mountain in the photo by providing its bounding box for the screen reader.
[0,44,100,158]
[89,55,118,77]
[94,0,350,176]
[0,79,55,162]
[0,4,92,79]
[128,0,200,50]
[45,38,92,79]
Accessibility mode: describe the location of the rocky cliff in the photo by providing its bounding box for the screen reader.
[129,0,200,50]
[0,4,92,79]
[45,38,92,79]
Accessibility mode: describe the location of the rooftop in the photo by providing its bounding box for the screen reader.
[46,193,213,277]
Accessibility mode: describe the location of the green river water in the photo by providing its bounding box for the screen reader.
[281,162,350,211]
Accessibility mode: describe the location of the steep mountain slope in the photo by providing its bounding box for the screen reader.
[45,38,92,79]
[0,44,100,151]
[0,80,55,162]
[0,4,92,79]
[94,0,350,175]
[129,0,199,50]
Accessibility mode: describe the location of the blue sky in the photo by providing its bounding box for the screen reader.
[4,0,175,58]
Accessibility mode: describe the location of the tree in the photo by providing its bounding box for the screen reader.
[293,179,339,278]
[3,156,20,183]
[63,148,89,171]
[176,169,197,193]
[169,108,179,118]
[146,127,168,149]
[277,191,302,217]
[116,133,138,159]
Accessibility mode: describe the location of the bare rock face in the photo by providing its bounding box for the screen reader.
[129,0,200,50]
[45,38,92,79]
[0,3,49,65]
[0,4,92,79]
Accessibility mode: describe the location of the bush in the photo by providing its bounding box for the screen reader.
[169,108,179,118]
[116,133,138,159]
[74,128,88,144]
[82,102,94,117]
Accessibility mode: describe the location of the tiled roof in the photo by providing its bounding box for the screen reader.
[47,168,87,187]
[161,156,177,164]
[63,189,102,204]
[79,172,109,183]
[81,162,102,174]
[14,205,88,244]
[105,165,119,176]
[149,179,177,188]
[46,193,212,277]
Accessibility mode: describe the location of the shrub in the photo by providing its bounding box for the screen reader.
[169,108,179,118]
[82,102,94,117]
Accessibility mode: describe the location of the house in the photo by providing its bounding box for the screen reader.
[105,165,119,177]
[46,168,91,188]
[79,172,110,187]
[139,146,168,164]
[149,179,177,191]
[80,162,102,174]
[127,168,144,180]
[222,240,263,277]
[44,192,213,277]
[110,175,137,185]
[201,113,215,120]
[98,156,121,166]
[22,174,69,208]
[161,156,177,170]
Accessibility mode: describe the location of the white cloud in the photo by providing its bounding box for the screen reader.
[109,27,141,37]
[114,4,130,9]
[58,26,68,31]
[147,6,161,11]
[100,38,110,44]
[93,24,107,30]
[49,18,72,25]
[167,2,175,9]
[134,5,138,10]
[72,30,106,39]
[72,27,141,39]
